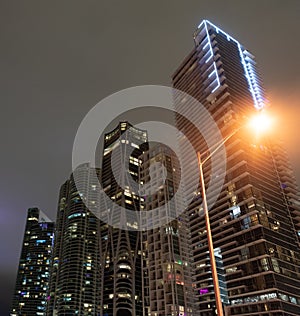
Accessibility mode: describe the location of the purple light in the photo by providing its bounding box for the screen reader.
[199,288,209,295]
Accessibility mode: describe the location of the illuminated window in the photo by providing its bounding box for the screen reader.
[118,264,131,270]
[68,213,83,219]
[270,221,280,231]
[229,206,241,219]
[261,258,269,271]
[271,258,280,273]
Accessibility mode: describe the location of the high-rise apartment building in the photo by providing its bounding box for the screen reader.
[172,20,300,315]
[46,164,102,316]
[11,208,54,316]
[100,122,148,316]
[139,143,195,316]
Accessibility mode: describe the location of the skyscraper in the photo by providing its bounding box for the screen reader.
[139,143,195,316]
[46,164,102,316]
[11,208,54,316]
[172,20,300,315]
[100,122,148,316]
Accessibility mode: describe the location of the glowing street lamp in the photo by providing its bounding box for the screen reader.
[248,110,273,135]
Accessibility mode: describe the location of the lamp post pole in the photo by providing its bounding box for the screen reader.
[197,151,224,316]
[195,113,269,315]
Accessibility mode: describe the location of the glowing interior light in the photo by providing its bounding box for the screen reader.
[200,288,209,295]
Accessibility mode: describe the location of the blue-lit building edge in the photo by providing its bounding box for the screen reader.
[196,19,267,110]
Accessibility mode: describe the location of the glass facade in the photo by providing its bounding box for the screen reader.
[100,122,148,316]
[46,164,102,316]
[11,208,54,316]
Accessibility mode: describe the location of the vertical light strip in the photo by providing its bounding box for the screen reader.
[245,59,265,108]
[198,20,266,109]
[237,45,265,109]
[203,20,221,94]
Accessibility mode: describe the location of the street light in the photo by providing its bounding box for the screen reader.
[197,112,272,316]
[248,110,273,135]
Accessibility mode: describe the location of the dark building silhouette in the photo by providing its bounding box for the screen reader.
[172,19,300,315]
[11,208,54,316]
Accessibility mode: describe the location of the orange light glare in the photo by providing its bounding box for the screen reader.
[248,111,273,134]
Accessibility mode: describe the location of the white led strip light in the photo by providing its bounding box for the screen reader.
[197,20,266,109]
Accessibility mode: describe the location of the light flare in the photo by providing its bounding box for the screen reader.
[248,111,273,134]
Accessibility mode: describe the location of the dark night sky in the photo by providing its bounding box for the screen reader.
[1,1,300,314]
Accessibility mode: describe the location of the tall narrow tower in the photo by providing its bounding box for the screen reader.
[46,164,102,316]
[11,208,54,316]
[100,122,148,316]
[139,143,195,316]
[173,20,300,315]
